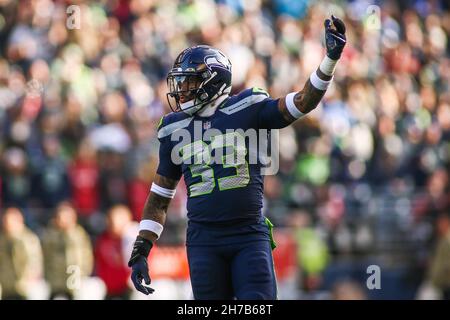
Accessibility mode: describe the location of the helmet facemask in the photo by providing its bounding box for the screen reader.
[166,71,211,115]
[166,46,233,116]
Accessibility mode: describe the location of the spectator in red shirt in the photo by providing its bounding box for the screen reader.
[127,160,157,221]
[68,139,100,217]
[94,205,134,299]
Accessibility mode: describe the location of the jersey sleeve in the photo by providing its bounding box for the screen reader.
[253,88,291,129]
[155,116,183,181]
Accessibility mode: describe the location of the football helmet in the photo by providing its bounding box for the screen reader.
[166,45,232,115]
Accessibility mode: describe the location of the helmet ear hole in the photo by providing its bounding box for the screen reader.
[212,80,222,88]
[200,92,209,101]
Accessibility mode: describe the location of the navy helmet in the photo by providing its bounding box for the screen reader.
[166,45,232,115]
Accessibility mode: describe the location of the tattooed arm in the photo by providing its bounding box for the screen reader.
[128,174,179,295]
[278,15,347,123]
[139,174,179,242]
[278,68,333,122]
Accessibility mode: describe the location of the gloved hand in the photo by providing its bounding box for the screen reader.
[128,236,155,295]
[325,15,347,60]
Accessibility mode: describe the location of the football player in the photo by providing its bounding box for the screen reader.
[128,15,347,299]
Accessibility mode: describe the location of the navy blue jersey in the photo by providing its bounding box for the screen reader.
[156,88,290,225]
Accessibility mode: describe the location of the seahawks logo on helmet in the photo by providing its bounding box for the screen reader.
[204,53,231,71]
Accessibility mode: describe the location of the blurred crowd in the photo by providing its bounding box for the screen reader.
[0,0,449,299]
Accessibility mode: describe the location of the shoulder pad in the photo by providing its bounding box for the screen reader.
[252,87,270,97]
[156,115,164,130]
[219,88,270,115]
[157,112,193,139]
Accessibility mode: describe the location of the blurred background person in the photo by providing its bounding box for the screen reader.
[330,279,367,300]
[31,135,70,211]
[427,212,450,300]
[287,210,329,299]
[68,138,101,235]
[42,201,93,300]
[0,148,33,223]
[94,205,134,300]
[1,147,30,208]
[0,207,43,300]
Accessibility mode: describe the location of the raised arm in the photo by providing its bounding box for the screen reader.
[128,173,179,295]
[278,15,347,123]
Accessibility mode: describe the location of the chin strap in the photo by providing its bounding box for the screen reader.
[180,83,231,116]
[180,99,195,113]
[197,93,229,117]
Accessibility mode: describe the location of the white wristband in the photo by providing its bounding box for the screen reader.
[319,56,338,76]
[139,220,164,239]
[285,92,305,119]
[150,183,176,198]
[310,71,332,91]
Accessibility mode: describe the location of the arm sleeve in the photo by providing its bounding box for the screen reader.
[156,136,182,181]
[257,97,292,129]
